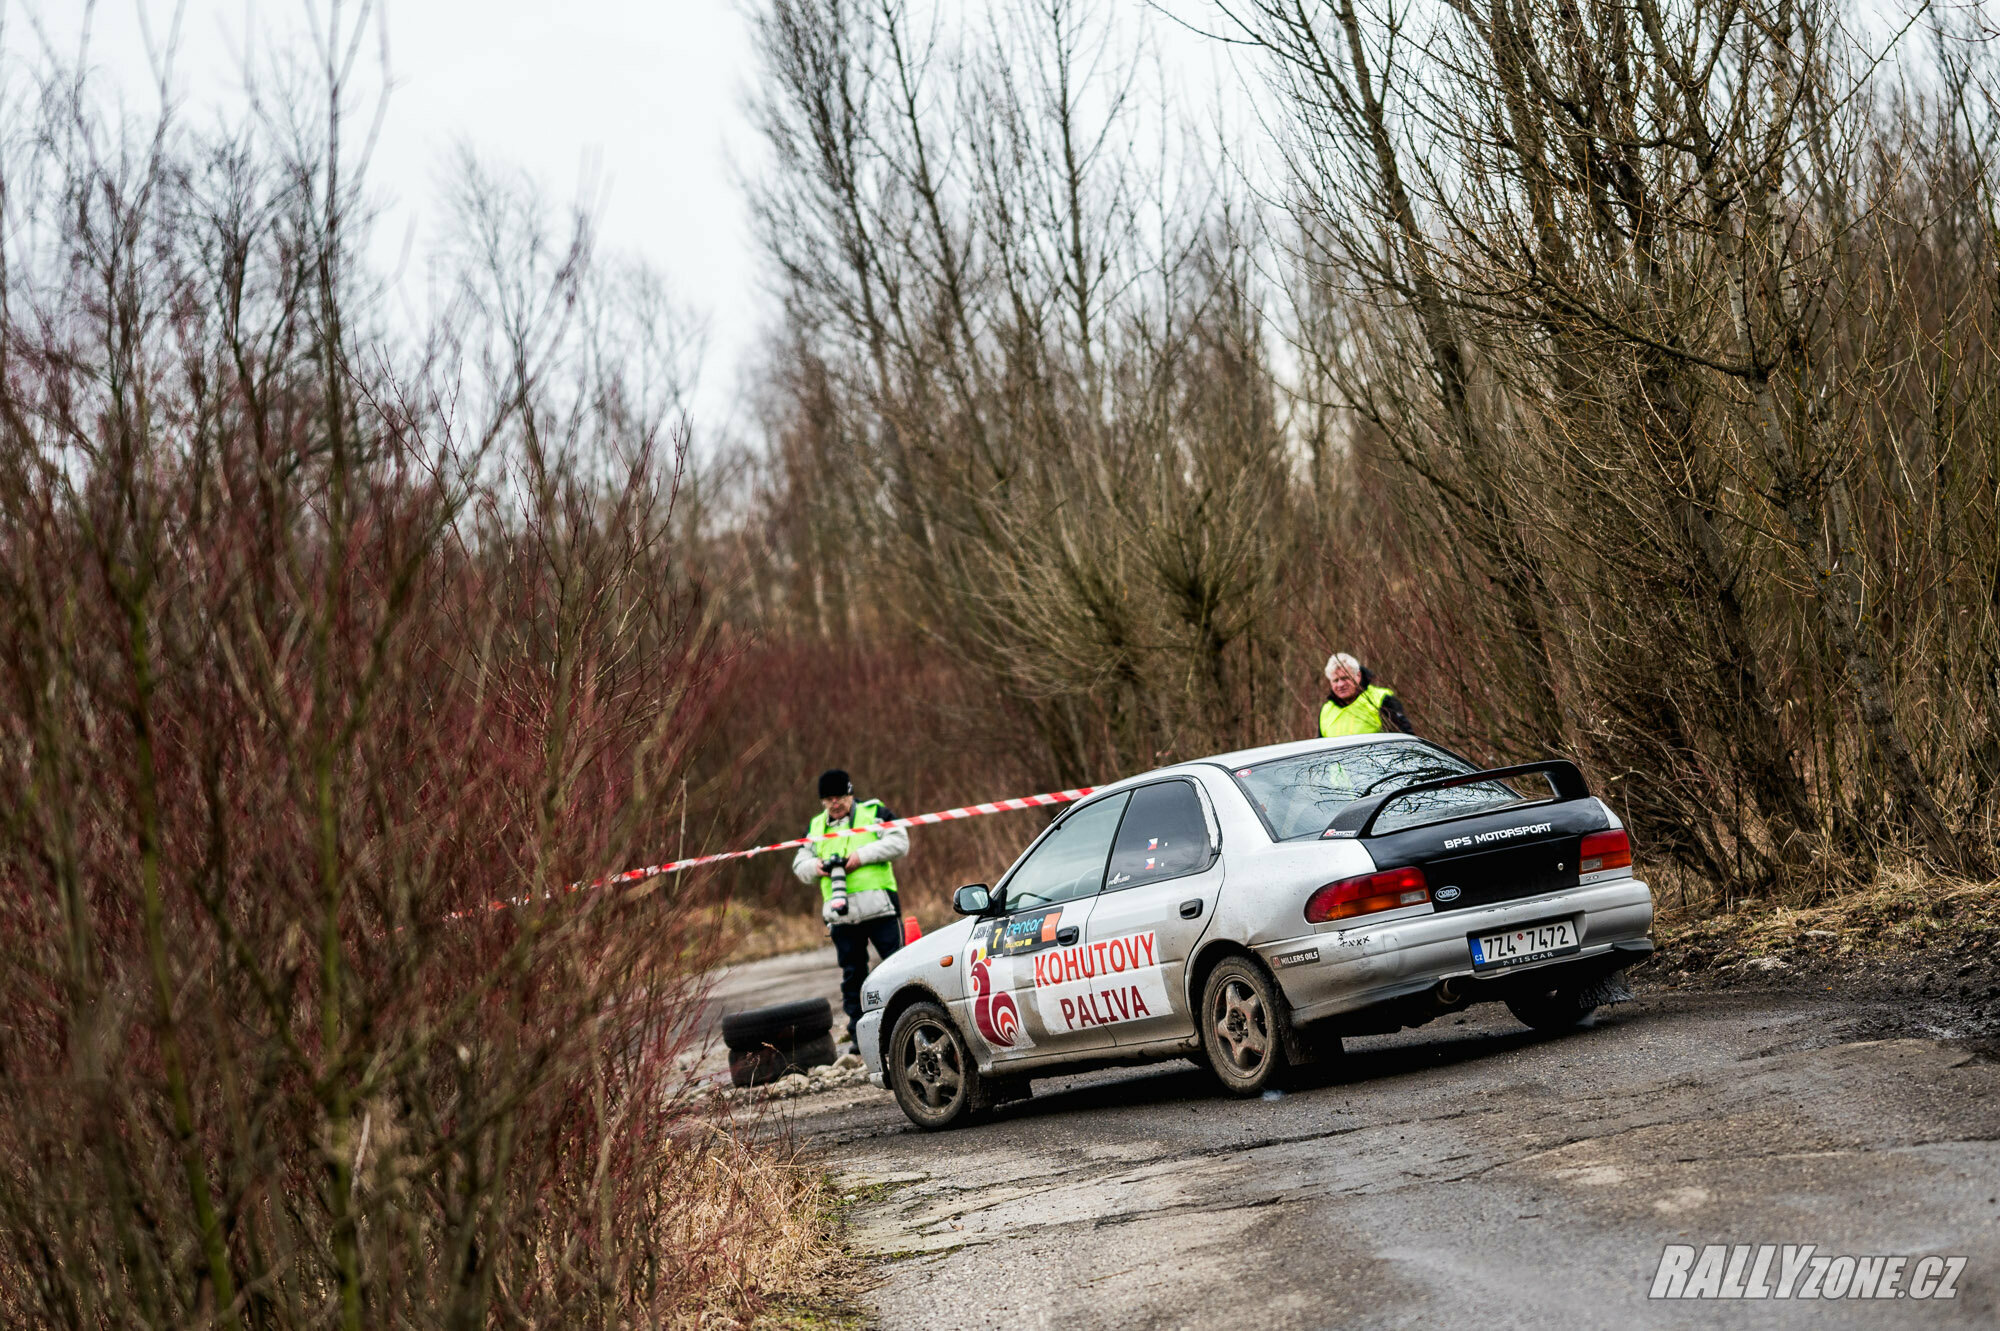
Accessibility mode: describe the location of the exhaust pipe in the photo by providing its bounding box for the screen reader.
[1418,977,1467,1015]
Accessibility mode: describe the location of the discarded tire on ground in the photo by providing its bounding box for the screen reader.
[721,997,834,1047]
[729,1032,838,1087]
[722,998,837,1088]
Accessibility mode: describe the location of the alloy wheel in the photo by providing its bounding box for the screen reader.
[1212,976,1271,1073]
[900,1018,964,1110]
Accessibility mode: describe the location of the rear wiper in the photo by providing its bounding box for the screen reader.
[1323,761,1591,839]
[1353,765,1463,798]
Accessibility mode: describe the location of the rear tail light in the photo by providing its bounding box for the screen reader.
[1579,828,1632,875]
[1304,865,1430,923]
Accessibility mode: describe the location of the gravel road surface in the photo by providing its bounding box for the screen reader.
[715,956,2000,1329]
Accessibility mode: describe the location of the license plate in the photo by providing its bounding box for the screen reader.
[1469,919,1578,969]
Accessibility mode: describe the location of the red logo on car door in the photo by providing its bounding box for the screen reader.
[969,946,1023,1048]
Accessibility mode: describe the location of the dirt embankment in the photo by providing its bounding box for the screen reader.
[1649,880,2000,1042]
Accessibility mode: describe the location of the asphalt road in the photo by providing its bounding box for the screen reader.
[724,961,2000,1329]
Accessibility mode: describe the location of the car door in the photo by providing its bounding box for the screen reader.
[960,791,1130,1066]
[1078,777,1222,1048]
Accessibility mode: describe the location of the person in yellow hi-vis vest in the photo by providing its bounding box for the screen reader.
[1318,651,1414,737]
[791,768,909,1049]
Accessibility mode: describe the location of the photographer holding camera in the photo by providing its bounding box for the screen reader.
[791,769,909,1049]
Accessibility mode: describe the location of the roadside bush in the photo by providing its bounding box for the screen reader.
[0,36,807,1330]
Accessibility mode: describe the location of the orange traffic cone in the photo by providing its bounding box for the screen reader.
[903,914,922,944]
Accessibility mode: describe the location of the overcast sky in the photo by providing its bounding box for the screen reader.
[4,0,773,434]
[3,1,1259,442]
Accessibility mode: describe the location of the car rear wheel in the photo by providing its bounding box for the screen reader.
[1200,957,1290,1096]
[887,1002,983,1130]
[1505,982,1598,1032]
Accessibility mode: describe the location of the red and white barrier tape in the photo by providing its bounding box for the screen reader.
[460,785,1097,917]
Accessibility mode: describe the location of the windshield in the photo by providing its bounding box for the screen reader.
[1227,742,1531,840]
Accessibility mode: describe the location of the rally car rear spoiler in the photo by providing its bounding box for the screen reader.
[1320,760,1590,840]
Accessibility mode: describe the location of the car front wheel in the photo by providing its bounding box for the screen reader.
[887,1002,983,1130]
[1200,957,1290,1096]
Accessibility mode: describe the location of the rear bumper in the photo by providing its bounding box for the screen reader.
[1263,877,1654,1024]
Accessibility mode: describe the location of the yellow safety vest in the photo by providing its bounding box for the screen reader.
[807,799,898,903]
[1319,685,1396,737]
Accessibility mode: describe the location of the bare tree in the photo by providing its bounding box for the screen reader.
[0,24,787,1328]
[1227,0,2000,884]
[748,0,1306,780]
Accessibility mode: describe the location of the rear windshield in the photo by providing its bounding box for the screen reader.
[1227,742,1532,840]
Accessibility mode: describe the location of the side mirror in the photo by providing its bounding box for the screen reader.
[952,883,993,916]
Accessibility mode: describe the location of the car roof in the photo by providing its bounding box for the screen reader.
[1201,732,1428,771]
[1089,733,1429,795]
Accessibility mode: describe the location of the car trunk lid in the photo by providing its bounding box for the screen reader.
[1320,761,1611,911]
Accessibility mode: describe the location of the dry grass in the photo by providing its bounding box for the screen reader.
[1652,867,2000,969]
[705,896,959,966]
[704,900,834,965]
[665,1130,868,1330]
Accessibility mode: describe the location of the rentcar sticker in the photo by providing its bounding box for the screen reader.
[989,908,1065,957]
[1031,930,1171,1033]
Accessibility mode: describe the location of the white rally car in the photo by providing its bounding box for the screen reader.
[855,735,1654,1129]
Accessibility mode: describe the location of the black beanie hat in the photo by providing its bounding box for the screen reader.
[817,769,854,799]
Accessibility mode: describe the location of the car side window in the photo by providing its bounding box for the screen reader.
[1104,780,1211,890]
[1002,792,1131,911]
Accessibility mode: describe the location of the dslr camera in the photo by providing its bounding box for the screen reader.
[821,857,849,914]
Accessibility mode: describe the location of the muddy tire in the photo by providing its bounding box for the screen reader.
[1199,957,1291,1096]
[887,1002,984,1130]
[1505,982,1598,1032]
